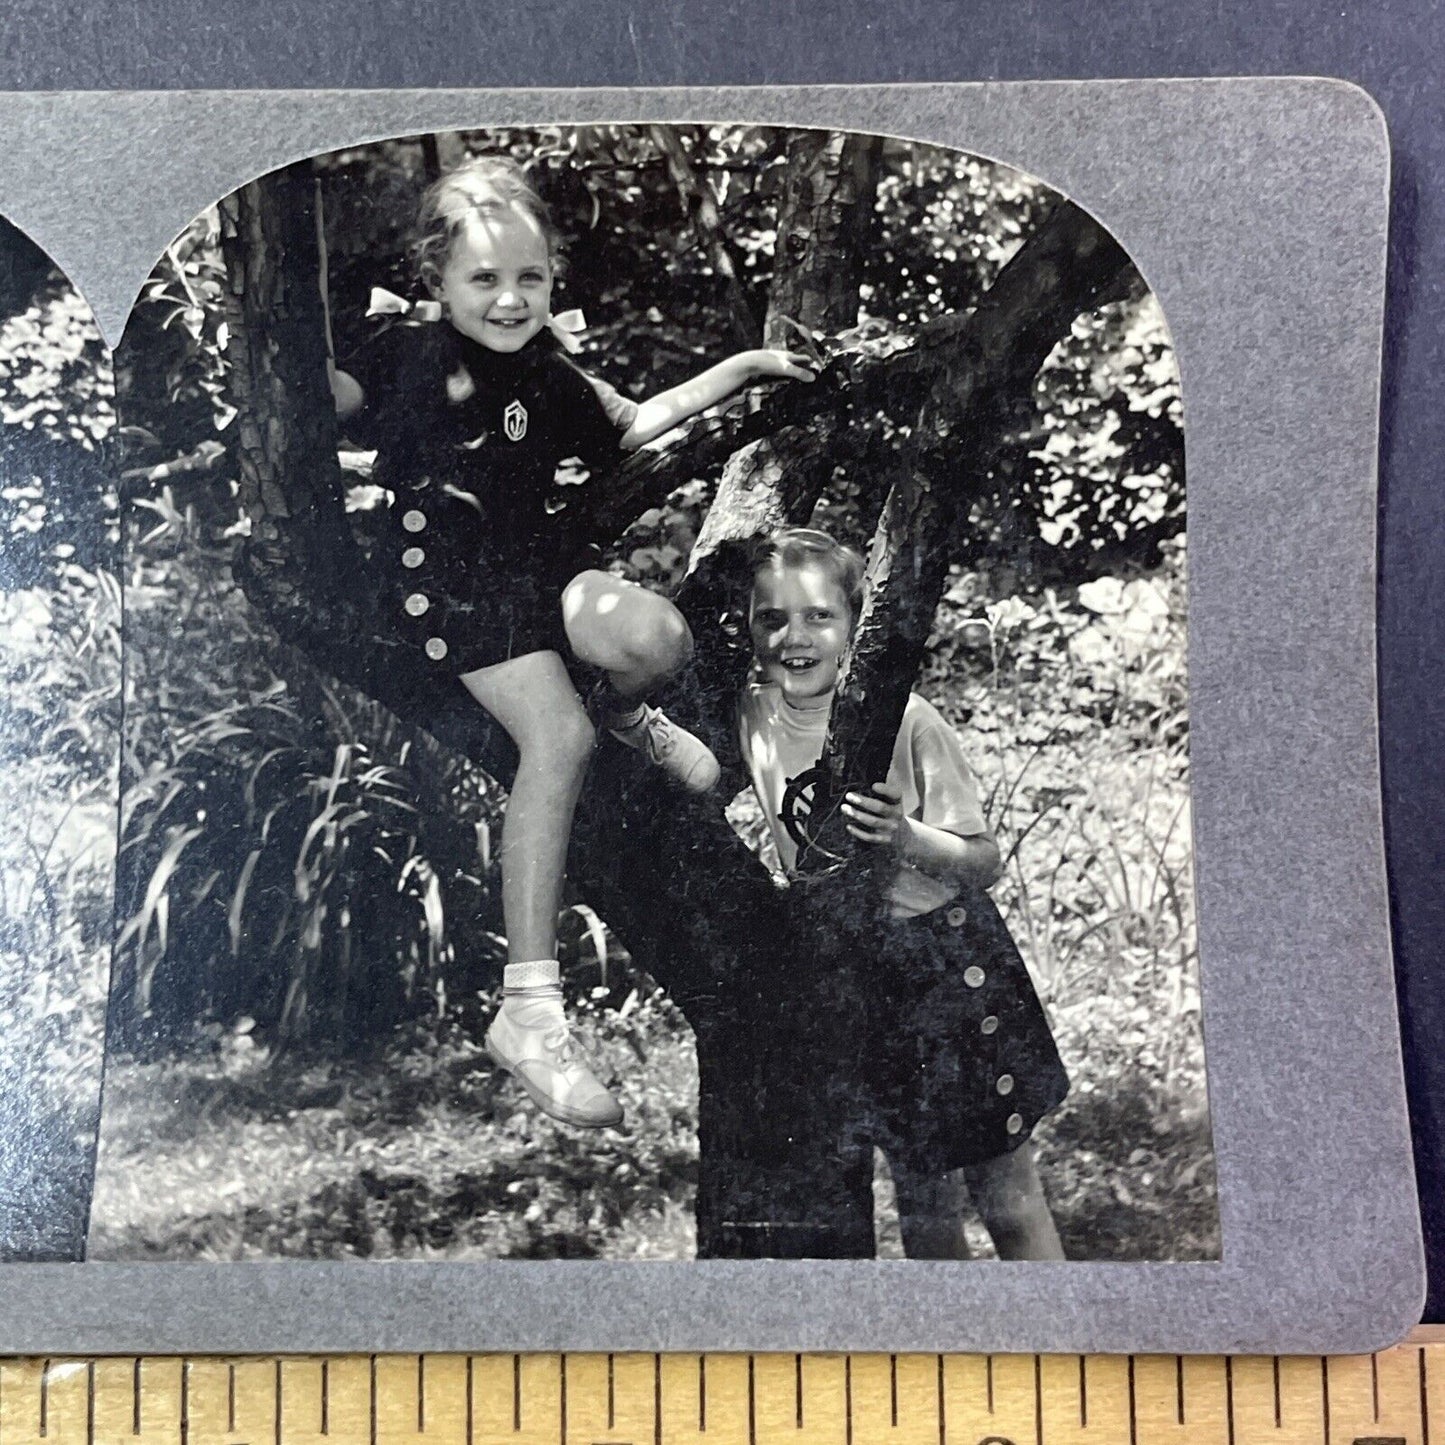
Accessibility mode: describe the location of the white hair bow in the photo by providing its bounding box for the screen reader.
[366,287,442,323]
[366,287,586,353]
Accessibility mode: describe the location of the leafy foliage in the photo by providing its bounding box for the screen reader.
[112,498,509,1056]
[0,278,116,591]
[0,259,118,1256]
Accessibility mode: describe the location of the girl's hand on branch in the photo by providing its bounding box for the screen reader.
[842,782,906,851]
[743,349,818,383]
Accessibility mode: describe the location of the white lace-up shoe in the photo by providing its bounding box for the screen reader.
[484,1010,624,1130]
[607,703,721,793]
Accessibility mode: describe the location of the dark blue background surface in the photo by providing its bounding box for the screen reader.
[6,0,1440,1316]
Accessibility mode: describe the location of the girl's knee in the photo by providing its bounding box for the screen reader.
[633,600,692,673]
[517,702,595,773]
[564,570,692,676]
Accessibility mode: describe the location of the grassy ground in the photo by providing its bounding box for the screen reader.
[90,955,1217,1262]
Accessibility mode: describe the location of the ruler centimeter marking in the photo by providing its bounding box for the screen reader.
[1,1345,1442,1445]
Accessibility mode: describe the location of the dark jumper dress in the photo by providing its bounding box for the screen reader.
[737,685,1070,1181]
[344,322,631,677]
[863,887,1071,1174]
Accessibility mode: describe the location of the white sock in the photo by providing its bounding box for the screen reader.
[591,681,646,732]
[501,959,566,1030]
[607,703,648,733]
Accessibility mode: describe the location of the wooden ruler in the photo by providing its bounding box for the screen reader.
[2,1337,1442,1445]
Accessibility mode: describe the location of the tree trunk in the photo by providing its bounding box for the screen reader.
[795,199,1136,875]
[691,130,880,553]
[595,131,888,1255]
[767,129,882,344]
[219,163,355,578]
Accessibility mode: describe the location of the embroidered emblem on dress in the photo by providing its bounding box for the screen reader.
[503,398,528,441]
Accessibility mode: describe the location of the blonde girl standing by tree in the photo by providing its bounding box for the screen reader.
[740,528,1068,1258]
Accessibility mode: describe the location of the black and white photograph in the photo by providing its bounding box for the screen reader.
[2,121,1215,1264]
[0,214,117,1263]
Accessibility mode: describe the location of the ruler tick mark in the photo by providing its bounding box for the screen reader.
[698,1356,706,1433]
[465,1357,473,1445]
[1274,1357,1282,1428]
[321,1360,329,1436]
[1225,1356,1235,1445]
[1372,1351,1380,1422]
[608,1354,615,1431]
[86,1363,94,1445]
[133,1358,142,1435]
[936,1355,945,1445]
[795,1355,803,1429]
[513,1356,521,1433]
[844,1356,853,1445]
[369,1357,377,1445]
[418,1356,425,1434]
[1034,1355,1042,1445]
[561,1355,568,1445]
[1175,1356,1185,1425]
[1421,1348,1431,1445]
[1127,1356,1137,1445]
[181,1359,190,1445]
[40,1357,49,1438]
[1322,1356,1330,1445]
[1079,1356,1088,1428]
[987,1355,995,1414]
[889,1354,898,1430]
[274,1359,281,1445]
[653,1354,661,1445]
[748,1356,756,1445]
[228,1363,236,1435]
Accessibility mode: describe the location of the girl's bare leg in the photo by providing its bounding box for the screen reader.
[561,569,719,791]
[963,1145,1065,1260]
[460,651,595,962]
[460,650,621,1128]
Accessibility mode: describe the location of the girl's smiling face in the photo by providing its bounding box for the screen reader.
[749,558,855,708]
[431,208,553,353]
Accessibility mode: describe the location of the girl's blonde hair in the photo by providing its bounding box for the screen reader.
[751,526,867,616]
[412,156,559,282]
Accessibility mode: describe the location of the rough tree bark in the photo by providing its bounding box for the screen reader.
[801,199,1136,874]
[219,166,355,581]
[206,142,1140,1259]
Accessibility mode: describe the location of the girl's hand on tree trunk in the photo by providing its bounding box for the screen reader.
[743,349,818,383]
[842,781,906,851]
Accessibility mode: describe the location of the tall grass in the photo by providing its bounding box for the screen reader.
[113,496,509,1056]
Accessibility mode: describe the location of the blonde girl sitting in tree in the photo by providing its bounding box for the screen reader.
[330,156,814,1130]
